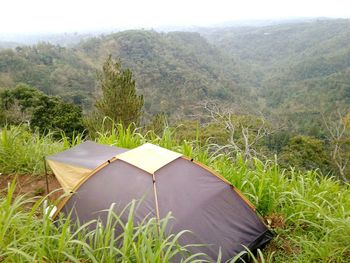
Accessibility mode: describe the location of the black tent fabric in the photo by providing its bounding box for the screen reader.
[49,142,274,261]
[47,141,128,170]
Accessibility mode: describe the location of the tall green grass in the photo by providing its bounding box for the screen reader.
[0,125,85,175]
[212,156,350,262]
[0,180,207,262]
[0,125,66,175]
[0,124,349,262]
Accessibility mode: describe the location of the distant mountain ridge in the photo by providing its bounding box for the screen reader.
[201,19,350,133]
[0,18,349,132]
[0,30,255,117]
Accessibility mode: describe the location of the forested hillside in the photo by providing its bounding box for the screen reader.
[202,18,350,134]
[0,19,350,177]
[0,43,96,106]
[0,30,256,116]
[0,20,350,128]
[1,19,349,127]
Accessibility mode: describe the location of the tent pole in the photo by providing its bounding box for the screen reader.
[44,157,49,195]
[152,172,163,261]
[152,173,161,231]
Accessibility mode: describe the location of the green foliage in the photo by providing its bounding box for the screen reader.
[83,111,106,139]
[30,95,84,138]
[204,19,350,135]
[0,83,41,125]
[279,135,331,174]
[146,112,168,135]
[265,131,291,154]
[174,120,228,145]
[0,83,42,110]
[0,29,253,117]
[0,84,84,138]
[0,43,95,98]
[2,20,349,133]
[0,125,65,174]
[95,55,144,127]
[0,126,350,262]
[0,20,349,128]
[325,111,350,181]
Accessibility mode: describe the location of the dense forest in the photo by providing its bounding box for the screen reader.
[0,30,253,116]
[0,18,349,179]
[1,19,349,120]
[202,19,350,134]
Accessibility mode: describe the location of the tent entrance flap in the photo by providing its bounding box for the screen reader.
[46,141,129,192]
[47,160,92,192]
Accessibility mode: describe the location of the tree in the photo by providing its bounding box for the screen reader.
[0,84,43,125]
[279,135,331,174]
[31,96,84,138]
[0,84,84,138]
[204,103,272,162]
[95,56,144,126]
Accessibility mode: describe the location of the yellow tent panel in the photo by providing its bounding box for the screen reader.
[47,160,92,192]
[116,143,182,174]
[47,142,182,191]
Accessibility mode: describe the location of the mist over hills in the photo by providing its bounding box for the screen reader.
[0,18,349,132]
[0,17,327,46]
[0,32,100,48]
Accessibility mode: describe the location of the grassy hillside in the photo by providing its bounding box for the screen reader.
[0,125,349,262]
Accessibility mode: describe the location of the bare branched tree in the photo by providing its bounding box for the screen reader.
[204,102,273,163]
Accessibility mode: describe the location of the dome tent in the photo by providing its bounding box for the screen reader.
[47,141,273,261]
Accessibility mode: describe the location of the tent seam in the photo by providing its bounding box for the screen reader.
[152,172,162,235]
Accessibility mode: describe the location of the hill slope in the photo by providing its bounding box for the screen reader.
[0,31,256,116]
[201,19,350,133]
[0,20,349,130]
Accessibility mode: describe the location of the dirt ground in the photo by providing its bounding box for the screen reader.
[0,173,63,200]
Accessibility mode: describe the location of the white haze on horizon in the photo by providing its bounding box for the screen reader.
[0,0,350,34]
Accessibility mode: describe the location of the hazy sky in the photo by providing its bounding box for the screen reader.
[1,0,350,34]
